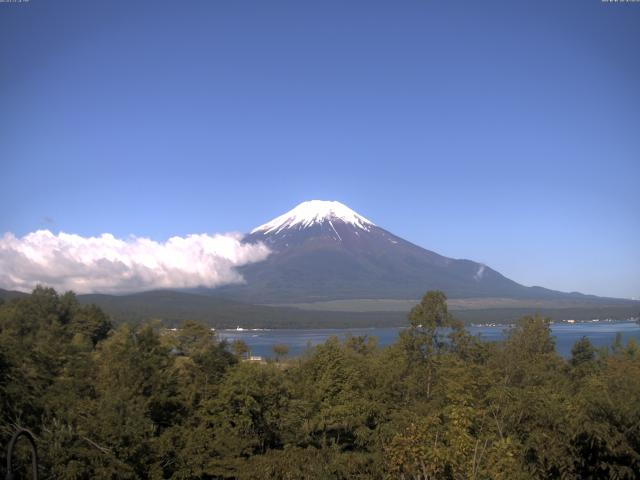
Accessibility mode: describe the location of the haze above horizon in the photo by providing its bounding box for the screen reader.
[1,1,638,298]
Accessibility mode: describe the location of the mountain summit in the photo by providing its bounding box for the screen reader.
[212,200,592,304]
[252,200,375,234]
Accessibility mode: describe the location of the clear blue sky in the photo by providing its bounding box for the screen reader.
[1,0,638,298]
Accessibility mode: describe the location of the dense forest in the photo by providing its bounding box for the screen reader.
[1,287,639,479]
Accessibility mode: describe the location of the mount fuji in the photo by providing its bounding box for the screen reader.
[211,200,595,304]
[5,199,631,327]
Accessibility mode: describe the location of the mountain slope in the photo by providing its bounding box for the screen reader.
[212,200,597,303]
[76,290,406,328]
[3,287,637,327]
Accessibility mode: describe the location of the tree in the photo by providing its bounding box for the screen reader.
[399,290,459,399]
[4,286,640,479]
[569,345,640,477]
[70,303,112,346]
[80,323,182,478]
[570,336,596,368]
[180,362,291,477]
[273,344,289,362]
[232,339,250,359]
[505,314,555,359]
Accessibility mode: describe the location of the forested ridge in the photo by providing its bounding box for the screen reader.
[1,287,639,479]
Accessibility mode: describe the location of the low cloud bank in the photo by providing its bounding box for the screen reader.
[0,230,270,294]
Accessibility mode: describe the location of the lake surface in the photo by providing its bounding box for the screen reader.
[218,321,640,359]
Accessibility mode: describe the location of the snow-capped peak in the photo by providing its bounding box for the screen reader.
[251,200,375,235]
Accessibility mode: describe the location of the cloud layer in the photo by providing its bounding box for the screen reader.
[0,230,270,294]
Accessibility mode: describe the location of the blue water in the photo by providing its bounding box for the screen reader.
[218,322,640,359]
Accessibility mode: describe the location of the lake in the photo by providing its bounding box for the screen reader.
[218,321,640,359]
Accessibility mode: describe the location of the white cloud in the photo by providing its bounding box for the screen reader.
[0,230,270,294]
[474,264,486,281]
